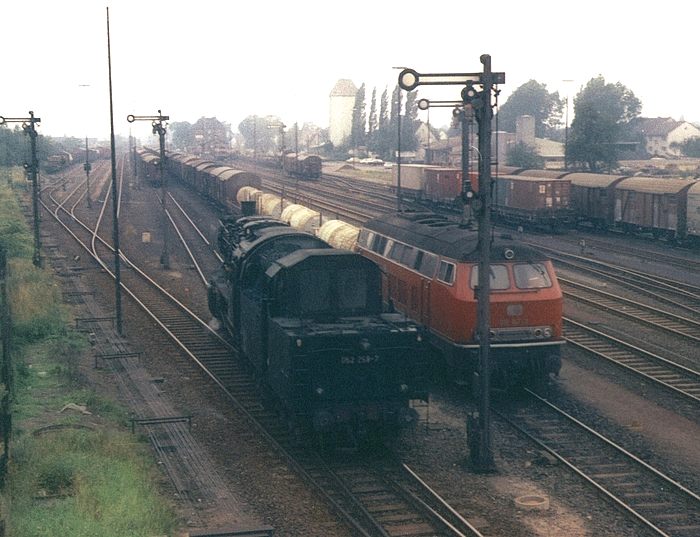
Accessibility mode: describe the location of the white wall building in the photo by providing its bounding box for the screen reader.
[629,117,700,157]
[329,79,357,147]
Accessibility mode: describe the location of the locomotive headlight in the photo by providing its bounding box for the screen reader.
[534,328,543,338]
[296,338,303,348]
[543,327,552,338]
[504,248,515,260]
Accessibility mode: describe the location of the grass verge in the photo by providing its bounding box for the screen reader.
[1,181,178,536]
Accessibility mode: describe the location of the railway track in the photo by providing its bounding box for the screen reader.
[555,234,700,273]
[535,244,700,315]
[41,164,488,537]
[559,278,700,344]
[499,390,700,537]
[564,318,700,404]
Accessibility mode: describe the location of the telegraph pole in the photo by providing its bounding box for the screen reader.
[0,112,42,267]
[84,137,92,208]
[106,7,123,335]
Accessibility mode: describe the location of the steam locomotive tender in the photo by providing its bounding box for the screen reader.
[208,217,428,445]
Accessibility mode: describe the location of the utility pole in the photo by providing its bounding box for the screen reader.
[0,112,42,267]
[106,7,123,335]
[84,137,92,208]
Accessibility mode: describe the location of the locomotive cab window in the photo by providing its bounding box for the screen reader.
[275,267,375,317]
[514,263,552,289]
[469,264,510,290]
[437,260,456,285]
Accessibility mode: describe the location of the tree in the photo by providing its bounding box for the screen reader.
[677,136,700,158]
[402,91,419,152]
[379,87,389,131]
[170,121,194,151]
[567,76,641,171]
[368,87,392,160]
[496,80,563,138]
[389,85,402,160]
[350,83,367,152]
[506,141,545,168]
[238,115,282,155]
[367,87,378,143]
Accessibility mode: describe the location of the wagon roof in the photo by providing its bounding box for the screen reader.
[514,169,570,178]
[498,174,571,183]
[206,166,232,177]
[363,212,547,262]
[194,161,217,172]
[217,169,259,181]
[568,173,628,188]
[616,176,698,194]
[492,165,524,175]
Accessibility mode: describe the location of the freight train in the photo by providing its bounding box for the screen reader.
[208,216,428,447]
[282,152,322,179]
[391,164,700,243]
[133,148,262,212]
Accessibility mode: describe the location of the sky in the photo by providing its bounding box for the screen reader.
[1,0,696,142]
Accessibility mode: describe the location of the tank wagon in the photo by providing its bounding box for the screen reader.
[208,216,428,446]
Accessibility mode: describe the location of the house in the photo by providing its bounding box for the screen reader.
[627,117,700,158]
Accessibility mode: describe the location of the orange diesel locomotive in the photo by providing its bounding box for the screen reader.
[356,212,563,384]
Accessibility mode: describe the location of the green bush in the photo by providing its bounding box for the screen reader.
[0,182,32,259]
[9,429,177,536]
[8,259,68,344]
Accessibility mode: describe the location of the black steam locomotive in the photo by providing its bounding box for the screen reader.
[208,216,428,447]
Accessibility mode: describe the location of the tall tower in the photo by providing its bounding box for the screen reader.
[329,79,357,147]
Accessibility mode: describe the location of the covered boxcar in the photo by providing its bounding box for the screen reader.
[282,153,322,179]
[423,167,478,207]
[569,173,628,229]
[492,174,575,229]
[614,177,697,241]
[134,148,161,186]
[211,168,262,211]
[687,181,700,242]
[391,164,439,200]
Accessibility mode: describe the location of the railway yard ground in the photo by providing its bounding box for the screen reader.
[7,158,700,536]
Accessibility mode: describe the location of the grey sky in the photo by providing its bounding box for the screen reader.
[2,0,695,141]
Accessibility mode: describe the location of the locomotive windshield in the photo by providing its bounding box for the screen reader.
[513,263,552,289]
[469,264,511,290]
[469,263,552,290]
